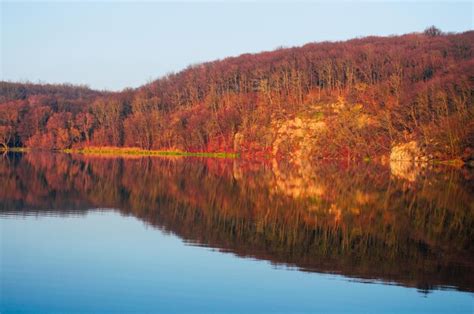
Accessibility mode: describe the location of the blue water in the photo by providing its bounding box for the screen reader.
[1,211,472,313]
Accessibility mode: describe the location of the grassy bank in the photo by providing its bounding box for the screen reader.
[0,147,29,153]
[62,147,239,158]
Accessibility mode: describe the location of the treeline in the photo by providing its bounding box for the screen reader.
[1,27,473,159]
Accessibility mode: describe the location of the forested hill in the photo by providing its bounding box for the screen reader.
[0,82,107,103]
[1,28,473,161]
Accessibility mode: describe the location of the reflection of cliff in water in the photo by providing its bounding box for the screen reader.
[1,152,473,292]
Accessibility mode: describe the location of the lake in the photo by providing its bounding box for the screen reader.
[1,152,473,313]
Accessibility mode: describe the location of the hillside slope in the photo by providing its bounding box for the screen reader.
[1,28,473,161]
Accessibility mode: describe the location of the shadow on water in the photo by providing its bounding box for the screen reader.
[1,151,473,293]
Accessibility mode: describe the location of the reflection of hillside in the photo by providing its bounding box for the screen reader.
[1,152,473,292]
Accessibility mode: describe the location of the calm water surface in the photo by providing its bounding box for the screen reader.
[1,152,473,313]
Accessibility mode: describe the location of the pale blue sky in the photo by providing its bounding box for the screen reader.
[1,1,473,91]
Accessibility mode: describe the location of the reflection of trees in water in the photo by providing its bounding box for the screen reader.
[1,152,473,292]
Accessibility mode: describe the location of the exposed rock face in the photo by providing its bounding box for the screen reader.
[390,161,421,182]
[271,116,327,164]
[390,141,426,162]
[389,141,429,181]
[233,132,244,152]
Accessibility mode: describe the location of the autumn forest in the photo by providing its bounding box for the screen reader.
[1,27,473,161]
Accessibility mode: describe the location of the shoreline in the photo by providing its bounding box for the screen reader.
[0,146,469,166]
[1,147,239,159]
